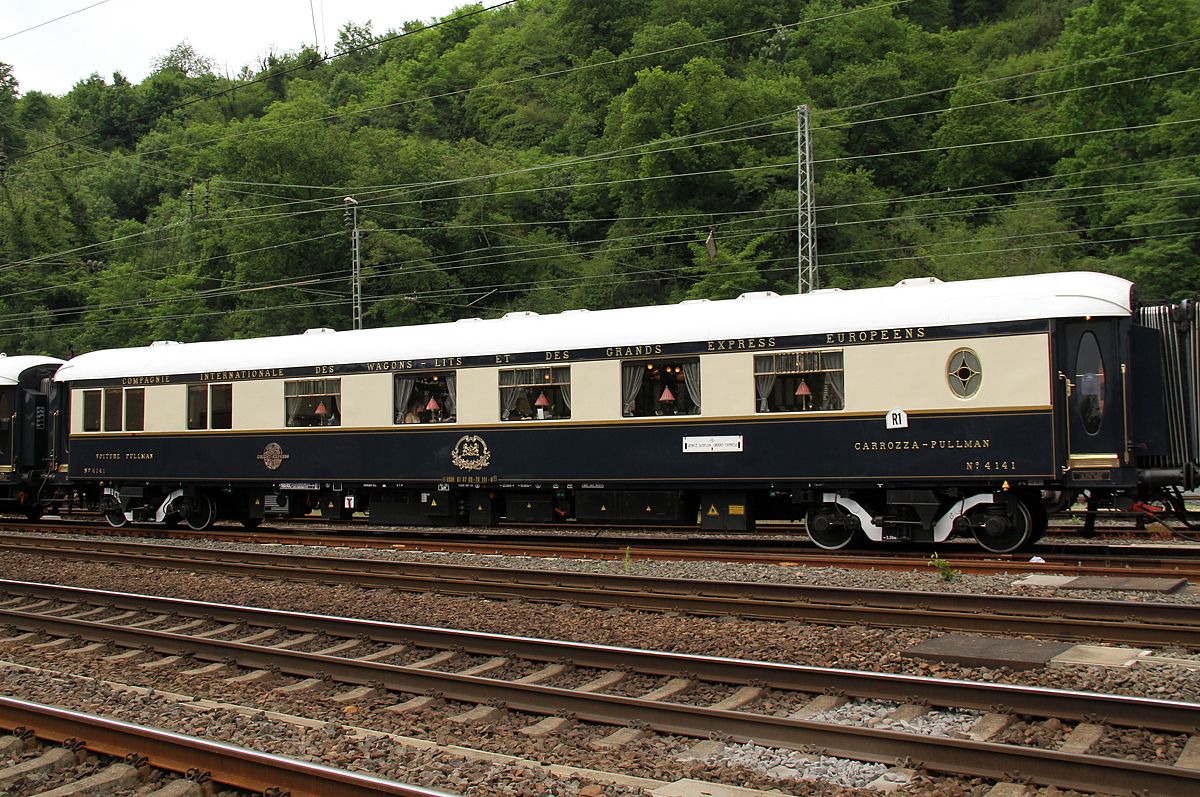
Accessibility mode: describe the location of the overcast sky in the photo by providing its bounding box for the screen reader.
[1,1,471,96]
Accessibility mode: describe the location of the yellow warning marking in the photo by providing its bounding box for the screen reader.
[600,505,607,511]
[729,505,745,515]
[526,503,532,508]
[430,500,437,507]
[707,505,719,516]
[645,506,652,512]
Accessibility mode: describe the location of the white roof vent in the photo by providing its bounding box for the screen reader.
[455,317,483,323]
[501,311,539,319]
[303,328,337,335]
[809,288,844,294]
[679,298,711,305]
[561,309,590,314]
[150,340,182,347]
[736,291,781,300]
[895,277,943,287]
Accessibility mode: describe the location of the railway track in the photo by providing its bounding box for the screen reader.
[4,522,1200,578]
[1,535,1197,647]
[2,581,1199,796]
[0,696,443,796]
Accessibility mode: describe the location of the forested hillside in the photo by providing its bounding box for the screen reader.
[1,0,1197,357]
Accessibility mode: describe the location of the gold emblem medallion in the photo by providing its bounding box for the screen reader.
[258,443,290,470]
[451,435,491,471]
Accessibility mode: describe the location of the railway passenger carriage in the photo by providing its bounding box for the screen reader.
[41,272,1199,551]
[0,355,65,517]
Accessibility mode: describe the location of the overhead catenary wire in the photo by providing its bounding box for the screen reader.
[2,3,1195,338]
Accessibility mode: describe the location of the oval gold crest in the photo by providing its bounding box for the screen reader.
[451,435,491,471]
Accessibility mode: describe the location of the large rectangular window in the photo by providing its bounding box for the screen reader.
[285,379,341,427]
[754,350,844,412]
[621,358,700,416]
[500,367,570,421]
[394,372,456,424]
[124,388,145,432]
[103,387,123,431]
[83,390,102,432]
[211,384,232,429]
[189,384,233,430]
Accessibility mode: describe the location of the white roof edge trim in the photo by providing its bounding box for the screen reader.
[0,356,66,385]
[53,272,1134,383]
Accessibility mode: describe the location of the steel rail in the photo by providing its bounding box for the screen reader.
[2,607,1199,796]
[4,526,1200,578]
[2,580,1199,735]
[2,538,1198,647]
[0,696,452,797]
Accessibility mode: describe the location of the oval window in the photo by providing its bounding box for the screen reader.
[1075,332,1105,435]
[947,349,982,398]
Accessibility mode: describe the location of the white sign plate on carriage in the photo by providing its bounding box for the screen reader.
[886,409,909,429]
[683,436,744,453]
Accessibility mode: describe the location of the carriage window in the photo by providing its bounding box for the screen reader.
[622,359,700,416]
[285,379,341,427]
[754,350,844,412]
[103,387,123,431]
[189,384,233,430]
[947,349,982,399]
[501,367,570,421]
[83,390,102,431]
[124,388,145,432]
[1076,332,1105,435]
[211,384,233,429]
[395,372,456,424]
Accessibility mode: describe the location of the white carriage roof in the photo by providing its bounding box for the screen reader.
[55,271,1132,382]
[0,355,65,386]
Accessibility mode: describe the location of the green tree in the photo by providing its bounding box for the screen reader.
[1042,0,1200,295]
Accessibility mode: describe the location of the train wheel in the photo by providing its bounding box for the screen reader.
[805,504,862,550]
[104,509,128,528]
[970,499,1033,553]
[1022,492,1049,544]
[182,493,216,531]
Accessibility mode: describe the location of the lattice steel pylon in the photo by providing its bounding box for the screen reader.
[344,196,362,330]
[797,105,818,294]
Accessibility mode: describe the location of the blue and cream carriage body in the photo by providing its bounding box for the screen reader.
[47,271,1188,551]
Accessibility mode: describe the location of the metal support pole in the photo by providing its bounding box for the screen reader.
[344,196,361,330]
[797,105,817,294]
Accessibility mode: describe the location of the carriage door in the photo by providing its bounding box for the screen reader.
[0,387,13,474]
[1059,320,1131,486]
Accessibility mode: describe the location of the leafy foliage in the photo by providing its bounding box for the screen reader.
[0,0,1196,357]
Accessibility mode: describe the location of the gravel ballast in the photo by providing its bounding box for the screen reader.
[2,530,1198,796]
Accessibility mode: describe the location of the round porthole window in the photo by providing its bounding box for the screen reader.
[947,349,981,398]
